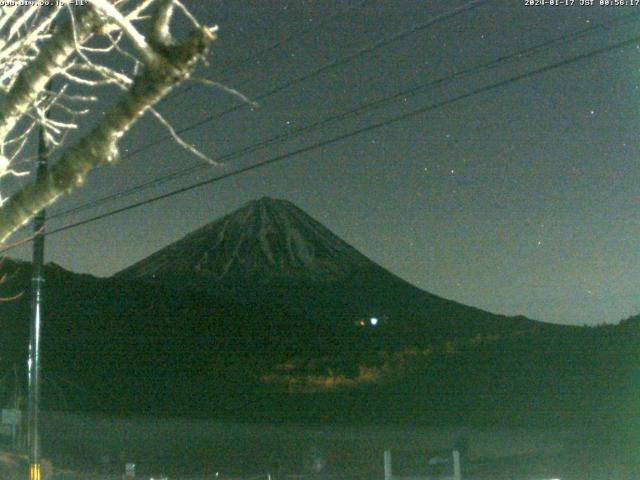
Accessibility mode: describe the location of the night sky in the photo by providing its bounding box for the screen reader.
[7,0,640,326]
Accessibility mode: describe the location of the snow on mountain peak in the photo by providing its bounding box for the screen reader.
[116,197,377,285]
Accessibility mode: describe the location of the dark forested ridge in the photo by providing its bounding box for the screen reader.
[0,199,636,435]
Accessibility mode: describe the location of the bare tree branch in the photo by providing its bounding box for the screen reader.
[0,7,98,143]
[0,2,217,242]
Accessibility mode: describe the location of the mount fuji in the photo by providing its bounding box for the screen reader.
[2,196,626,427]
[117,197,393,285]
[115,196,534,332]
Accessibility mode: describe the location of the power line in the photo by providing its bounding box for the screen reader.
[48,10,640,222]
[47,0,488,221]
[159,0,372,106]
[4,31,636,253]
[114,0,488,162]
[217,0,372,81]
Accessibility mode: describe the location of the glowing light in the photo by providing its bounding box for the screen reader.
[370,317,379,326]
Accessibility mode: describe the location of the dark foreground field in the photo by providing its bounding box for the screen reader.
[11,411,632,479]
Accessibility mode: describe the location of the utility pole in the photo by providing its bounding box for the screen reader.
[27,83,52,480]
[27,11,56,479]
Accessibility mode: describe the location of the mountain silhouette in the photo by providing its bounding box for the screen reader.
[115,197,535,334]
[0,198,635,430]
[117,197,391,285]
